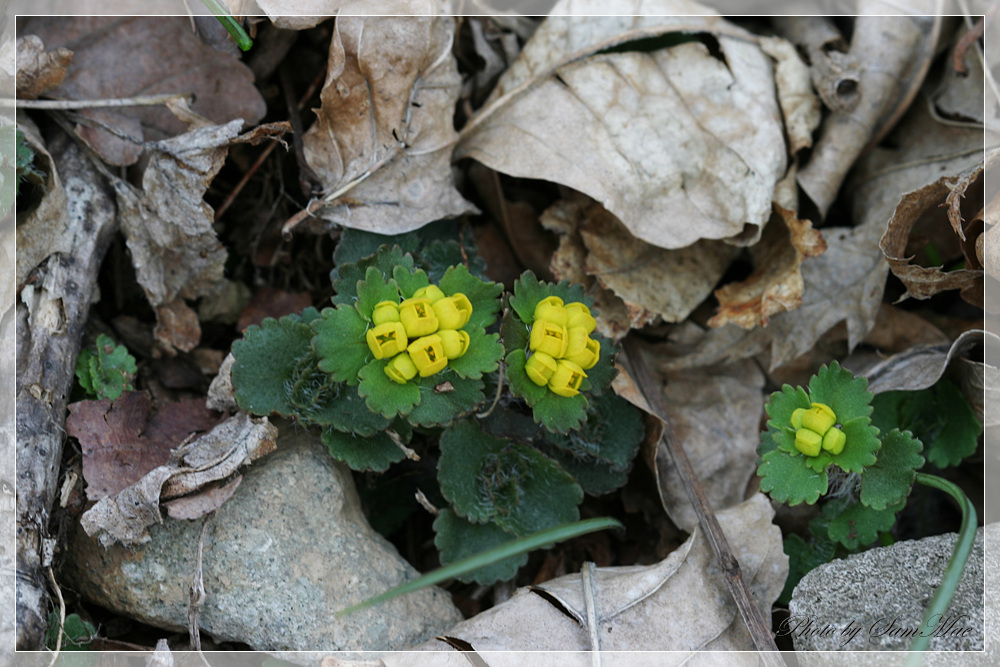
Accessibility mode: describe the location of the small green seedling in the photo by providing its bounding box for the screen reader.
[75,334,137,401]
[758,362,980,654]
[45,612,96,651]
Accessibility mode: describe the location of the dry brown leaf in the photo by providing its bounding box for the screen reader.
[301,1,477,235]
[15,35,72,99]
[114,121,243,354]
[758,35,821,154]
[162,475,242,521]
[457,1,786,250]
[21,16,265,166]
[80,412,277,548]
[709,203,826,330]
[376,495,784,654]
[236,288,313,332]
[880,158,985,304]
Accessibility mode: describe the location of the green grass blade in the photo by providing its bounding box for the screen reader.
[202,0,253,51]
[337,517,623,617]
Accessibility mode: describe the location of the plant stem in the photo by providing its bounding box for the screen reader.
[905,473,978,663]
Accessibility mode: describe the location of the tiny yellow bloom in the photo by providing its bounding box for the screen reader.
[384,353,418,384]
[790,408,806,430]
[548,359,586,397]
[801,402,836,435]
[438,329,470,359]
[564,302,596,334]
[794,428,822,457]
[529,320,568,358]
[534,296,568,326]
[372,300,401,325]
[822,427,846,455]
[407,334,448,377]
[432,293,473,330]
[564,335,600,370]
[366,322,407,360]
[399,297,439,337]
[413,284,446,303]
[524,351,558,386]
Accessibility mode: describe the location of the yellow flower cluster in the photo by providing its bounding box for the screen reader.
[524,297,599,397]
[365,285,472,384]
[791,402,846,456]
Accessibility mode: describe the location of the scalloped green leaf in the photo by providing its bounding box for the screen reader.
[508,271,590,325]
[433,509,526,585]
[808,361,873,424]
[824,498,905,550]
[827,416,880,473]
[420,238,489,283]
[321,427,406,472]
[439,264,503,329]
[765,384,812,431]
[232,314,313,418]
[439,419,583,536]
[406,373,485,428]
[333,229,422,269]
[357,359,421,419]
[312,305,371,385]
[392,263,431,299]
[506,348,589,433]
[309,383,390,437]
[860,428,924,511]
[500,305,530,354]
[757,449,829,505]
[447,328,503,380]
[332,245,415,305]
[506,348,548,406]
[357,265,401,319]
[758,425,780,458]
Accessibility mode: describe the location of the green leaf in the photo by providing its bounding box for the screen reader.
[500,305,531,354]
[357,359,421,419]
[505,348,549,405]
[332,245,415,306]
[824,498,905,550]
[860,428,924,510]
[508,271,590,325]
[406,373,485,428]
[808,361,873,424]
[321,428,406,472]
[392,263,431,299]
[232,314,313,418]
[356,266,401,319]
[447,327,503,380]
[45,612,95,651]
[420,239,489,283]
[312,305,371,384]
[779,527,837,606]
[439,419,583,535]
[827,416,880,473]
[578,334,617,396]
[871,380,982,468]
[333,229,422,269]
[506,349,588,433]
[433,509,527,585]
[308,382,390,437]
[439,264,503,329]
[75,349,96,395]
[757,449,829,505]
[337,517,623,617]
[765,384,812,431]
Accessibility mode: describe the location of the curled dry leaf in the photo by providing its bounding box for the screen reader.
[114,120,244,354]
[457,0,786,250]
[15,35,72,99]
[757,35,822,154]
[772,16,860,115]
[21,16,265,166]
[80,412,278,548]
[301,1,477,235]
[368,495,784,654]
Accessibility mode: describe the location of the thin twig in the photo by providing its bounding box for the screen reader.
[582,561,601,663]
[2,93,193,109]
[47,567,65,667]
[476,362,505,419]
[188,512,215,656]
[388,429,420,461]
[621,337,784,663]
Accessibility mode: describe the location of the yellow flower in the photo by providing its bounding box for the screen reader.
[407,335,448,377]
[366,322,407,360]
[372,300,401,325]
[794,428,822,457]
[564,335,600,370]
[438,329,470,359]
[822,428,846,455]
[399,297,439,338]
[534,296,568,326]
[790,402,843,457]
[564,302,596,334]
[548,359,586,397]
[524,351,558,386]
[413,284,446,304]
[530,320,568,358]
[432,293,473,330]
[384,353,418,384]
[801,403,836,435]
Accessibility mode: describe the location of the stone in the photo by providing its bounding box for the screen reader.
[789,526,986,654]
[62,424,462,651]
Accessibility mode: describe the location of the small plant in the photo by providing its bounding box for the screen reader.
[45,612,96,651]
[75,334,138,401]
[1,125,46,214]
[758,363,980,651]
[231,228,643,584]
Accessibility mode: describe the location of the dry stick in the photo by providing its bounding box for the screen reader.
[2,93,193,109]
[621,338,784,664]
[47,567,65,667]
[188,512,215,655]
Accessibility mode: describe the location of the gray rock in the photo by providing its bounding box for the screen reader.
[63,424,462,651]
[789,527,985,653]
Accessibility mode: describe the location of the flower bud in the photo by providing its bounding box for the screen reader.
[802,402,836,435]
[438,329,470,359]
[524,351,558,386]
[399,297,439,337]
[822,427,846,455]
[794,428,822,457]
[413,284,446,304]
[366,322,407,360]
[790,408,806,430]
[548,359,586,397]
[565,302,596,334]
[384,353,418,384]
[432,293,473,330]
[372,300,400,325]
[529,320,568,358]
[564,336,600,370]
[407,334,447,377]
[534,296,568,326]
